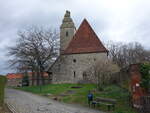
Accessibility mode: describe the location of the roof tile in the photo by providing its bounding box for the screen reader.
[63,19,108,54]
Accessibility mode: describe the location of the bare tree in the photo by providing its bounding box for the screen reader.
[8,26,59,85]
[106,41,150,68]
[85,60,119,90]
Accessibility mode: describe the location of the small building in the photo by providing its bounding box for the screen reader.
[6,72,50,86]
[6,73,23,87]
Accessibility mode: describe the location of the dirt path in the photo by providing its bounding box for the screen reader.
[5,88,104,113]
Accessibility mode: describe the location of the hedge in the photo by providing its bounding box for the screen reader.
[140,63,150,90]
[0,76,6,106]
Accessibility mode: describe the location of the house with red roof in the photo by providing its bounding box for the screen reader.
[47,11,108,83]
[6,73,23,87]
[7,72,50,86]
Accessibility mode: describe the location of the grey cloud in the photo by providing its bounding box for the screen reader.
[0,0,150,74]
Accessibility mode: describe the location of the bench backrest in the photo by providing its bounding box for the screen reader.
[95,97,116,104]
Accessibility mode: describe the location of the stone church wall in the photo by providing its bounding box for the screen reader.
[50,52,108,83]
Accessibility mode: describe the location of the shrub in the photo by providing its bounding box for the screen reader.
[0,76,6,106]
[22,75,29,86]
[140,63,150,91]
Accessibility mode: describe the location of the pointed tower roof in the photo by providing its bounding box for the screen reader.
[60,10,75,29]
[63,19,108,54]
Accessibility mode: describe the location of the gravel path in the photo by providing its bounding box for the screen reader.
[5,88,105,113]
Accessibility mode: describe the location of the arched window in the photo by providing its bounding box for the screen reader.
[66,31,68,37]
[74,71,76,78]
[83,72,87,79]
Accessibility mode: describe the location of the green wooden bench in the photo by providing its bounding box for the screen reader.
[92,97,116,111]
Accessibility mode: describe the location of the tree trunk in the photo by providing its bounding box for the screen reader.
[36,70,40,86]
[31,69,35,86]
[40,70,45,85]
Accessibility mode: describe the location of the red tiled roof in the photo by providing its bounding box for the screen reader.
[7,72,48,79]
[63,19,108,54]
[7,73,23,79]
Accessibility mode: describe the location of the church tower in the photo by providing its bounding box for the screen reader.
[60,11,76,54]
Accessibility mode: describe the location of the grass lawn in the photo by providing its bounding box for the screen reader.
[16,84,137,113]
[0,76,6,106]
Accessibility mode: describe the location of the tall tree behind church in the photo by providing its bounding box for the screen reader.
[106,41,150,68]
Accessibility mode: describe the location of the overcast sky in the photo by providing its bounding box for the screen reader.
[0,0,150,75]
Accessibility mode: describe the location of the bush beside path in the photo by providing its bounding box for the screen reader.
[0,75,11,113]
[0,76,6,106]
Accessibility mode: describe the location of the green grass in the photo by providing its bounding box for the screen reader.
[16,84,137,113]
[0,76,6,106]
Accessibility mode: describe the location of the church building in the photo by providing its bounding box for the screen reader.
[48,11,108,83]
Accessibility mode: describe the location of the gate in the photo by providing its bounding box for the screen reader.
[138,96,150,113]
